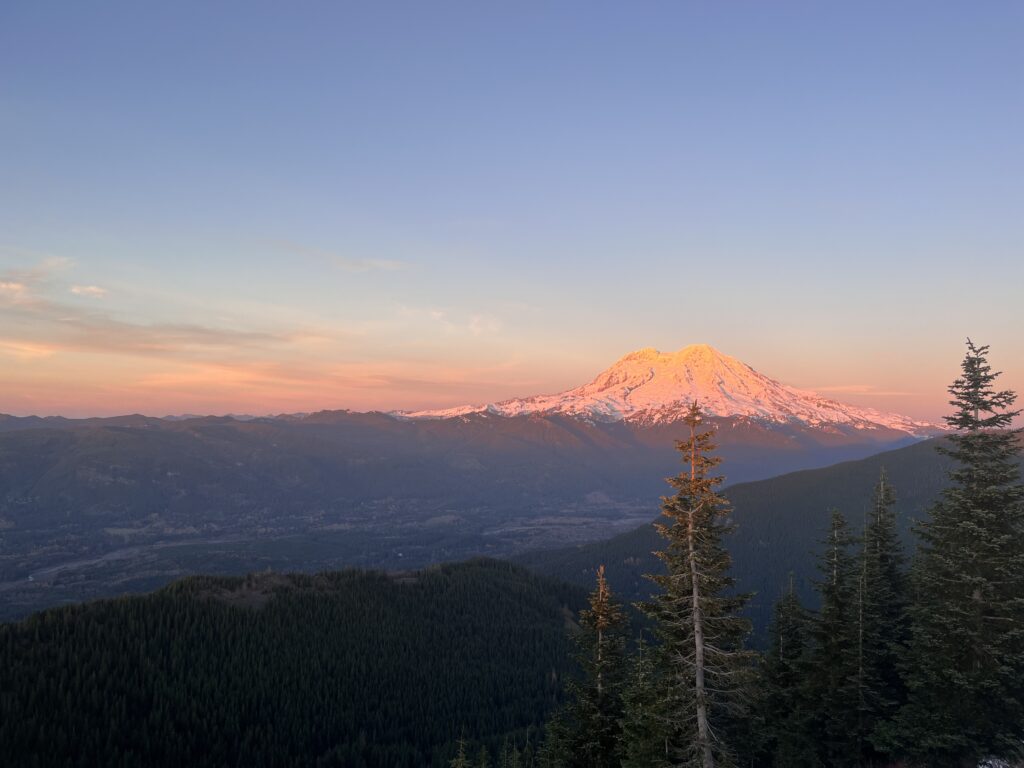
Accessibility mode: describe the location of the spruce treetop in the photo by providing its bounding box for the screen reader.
[945,338,1021,432]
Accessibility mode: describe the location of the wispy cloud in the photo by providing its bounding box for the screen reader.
[0,259,317,361]
[0,281,28,297]
[468,314,500,337]
[0,250,73,281]
[400,305,502,337]
[0,339,57,359]
[272,239,406,273]
[0,255,524,416]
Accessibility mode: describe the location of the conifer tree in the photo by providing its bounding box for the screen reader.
[499,737,523,768]
[856,469,908,761]
[897,339,1024,765]
[761,578,816,767]
[451,736,472,768]
[519,728,536,768]
[572,565,627,766]
[641,402,756,767]
[477,745,491,768]
[537,565,628,768]
[619,632,669,768]
[536,715,569,768]
[808,508,859,767]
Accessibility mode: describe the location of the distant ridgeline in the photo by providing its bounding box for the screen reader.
[0,560,585,768]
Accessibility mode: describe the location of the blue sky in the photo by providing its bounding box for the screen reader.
[1,2,1021,417]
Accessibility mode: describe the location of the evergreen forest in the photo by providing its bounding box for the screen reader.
[0,560,583,767]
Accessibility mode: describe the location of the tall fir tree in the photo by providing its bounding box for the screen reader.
[619,632,669,768]
[518,731,535,768]
[640,402,756,768]
[451,736,472,768]
[499,737,525,768]
[808,508,860,767]
[761,578,817,767]
[855,469,909,763]
[897,340,1024,765]
[538,565,628,768]
[536,714,570,768]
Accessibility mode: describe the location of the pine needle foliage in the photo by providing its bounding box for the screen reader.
[451,736,472,768]
[855,469,909,762]
[808,508,860,767]
[538,566,628,768]
[640,402,757,768]
[619,632,669,768]
[897,339,1024,765]
[761,579,817,767]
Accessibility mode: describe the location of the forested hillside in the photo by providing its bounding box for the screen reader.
[519,436,1024,637]
[0,560,584,768]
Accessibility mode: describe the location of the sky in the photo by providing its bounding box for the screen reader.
[1,2,1021,420]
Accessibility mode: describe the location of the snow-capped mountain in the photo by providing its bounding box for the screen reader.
[401,344,939,437]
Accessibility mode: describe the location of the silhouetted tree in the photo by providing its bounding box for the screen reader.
[897,340,1024,765]
[538,565,628,768]
[809,508,859,767]
[762,578,816,767]
[639,402,757,767]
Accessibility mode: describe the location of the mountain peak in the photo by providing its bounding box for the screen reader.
[619,346,662,362]
[401,344,939,437]
[619,343,721,363]
[677,342,719,356]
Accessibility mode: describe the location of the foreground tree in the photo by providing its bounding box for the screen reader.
[896,340,1024,765]
[619,632,667,768]
[763,477,908,767]
[451,736,472,768]
[808,508,860,767]
[638,402,756,767]
[761,578,816,767]
[498,735,534,768]
[538,565,628,768]
[856,469,909,761]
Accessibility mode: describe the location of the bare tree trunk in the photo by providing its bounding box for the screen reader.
[596,565,605,697]
[688,418,715,768]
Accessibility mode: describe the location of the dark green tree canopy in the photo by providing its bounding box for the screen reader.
[538,565,629,768]
[898,339,1024,765]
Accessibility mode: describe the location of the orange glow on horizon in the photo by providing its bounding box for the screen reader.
[0,342,1001,423]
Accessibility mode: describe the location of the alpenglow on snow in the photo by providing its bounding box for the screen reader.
[398,344,938,437]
